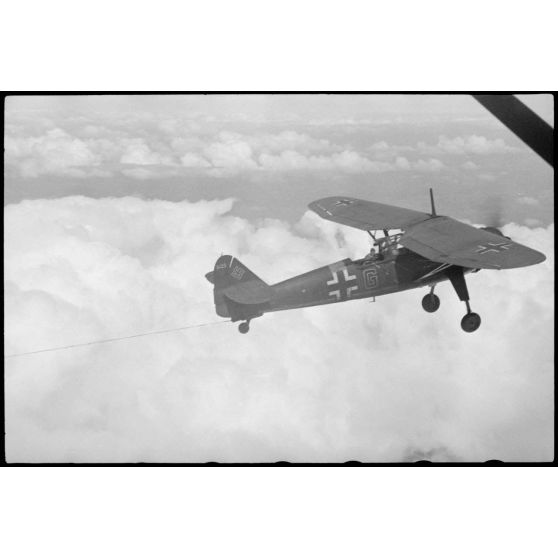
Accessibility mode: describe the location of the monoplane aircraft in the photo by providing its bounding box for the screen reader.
[206,190,545,333]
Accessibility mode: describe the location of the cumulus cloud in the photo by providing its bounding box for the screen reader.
[394,156,445,172]
[233,130,333,154]
[411,158,445,172]
[5,128,101,177]
[461,161,479,170]
[258,149,394,173]
[203,136,258,170]
[120,138,175,166]
[4,196,554,463]
[370,141,415,160]
[5,117,460,180]
[418,135,520,156]
[517,196,540,206]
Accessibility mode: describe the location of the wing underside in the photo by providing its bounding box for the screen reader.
[401,216,546,270]
[309,197,431,230]
[309,196,546,271]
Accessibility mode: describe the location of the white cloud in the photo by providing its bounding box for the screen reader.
[461,161,479,170]
[254,130,332,153]
[180,152,211,168]
[258,150,394,173]
[369,141,415,161]
[4,197,554,462]
[120,139,174,166]
[370,140,390,151]
[6,116,480,181]
[203,137,258,170]
[517,196,540,206]
[6,118,457,180]
[120,167,178,180]
[395,156,411,170]
[418,135,520,156]
[5,128,101,177]
[394,156,445,172]
[213,130,333,155]
[412,158,445,172]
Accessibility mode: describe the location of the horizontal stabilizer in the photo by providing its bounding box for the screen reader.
[223,281,274,305]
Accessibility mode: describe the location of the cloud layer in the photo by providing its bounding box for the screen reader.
[4,196,554,462]
[5,109,522,179]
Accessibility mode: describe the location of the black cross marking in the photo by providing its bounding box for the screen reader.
[327,267,358,301]
[475,241,513,255]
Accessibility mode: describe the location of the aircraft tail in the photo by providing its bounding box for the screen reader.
[205,255,273,321]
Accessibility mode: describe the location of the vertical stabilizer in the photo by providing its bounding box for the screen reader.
[205,255,271,320]
[210,255,268,290]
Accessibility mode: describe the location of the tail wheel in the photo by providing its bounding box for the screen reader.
[461,312,481,333]
[422,293,440,313]
[238,322,250,334]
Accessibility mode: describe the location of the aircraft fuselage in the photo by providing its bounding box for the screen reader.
[266,248,464,314]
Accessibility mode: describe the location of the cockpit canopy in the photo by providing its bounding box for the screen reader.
[362,230,404,262]
[375,232,403,253]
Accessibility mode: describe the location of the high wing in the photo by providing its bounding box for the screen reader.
[309,196,546,270]
[401,216,546,270]
[308,197,431,230]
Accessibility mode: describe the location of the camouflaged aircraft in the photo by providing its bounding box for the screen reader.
[206,190,546,334]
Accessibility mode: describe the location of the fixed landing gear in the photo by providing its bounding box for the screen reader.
[422,287,440,313]
[425,270,482,332]
[461,312,481,332]
[460,301,481,332]
[238,321,250,334]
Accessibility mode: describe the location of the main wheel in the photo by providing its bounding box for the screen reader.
[238,322,250,334]
[422,293,440,313]
[461,312,481,333]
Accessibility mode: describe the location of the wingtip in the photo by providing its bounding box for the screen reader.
[531,249,547,266]
[307,199,322,211]
[308,196,358,211]
[308,198,334,216]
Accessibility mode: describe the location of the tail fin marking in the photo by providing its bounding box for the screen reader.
[207,255,273,320]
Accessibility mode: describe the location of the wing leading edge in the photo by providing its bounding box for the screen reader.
[308,197,431,230]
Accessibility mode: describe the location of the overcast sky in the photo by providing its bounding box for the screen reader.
[4,94,554,462]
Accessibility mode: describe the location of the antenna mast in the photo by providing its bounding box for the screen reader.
[429,188,437,217]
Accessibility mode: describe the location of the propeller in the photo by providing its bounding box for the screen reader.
[481,198,510,239]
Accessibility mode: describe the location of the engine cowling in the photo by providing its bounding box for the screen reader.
[480,226,511,240]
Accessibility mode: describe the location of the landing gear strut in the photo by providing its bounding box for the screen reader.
[422,286,440,313]
[238,321,250,334]
[446,268,481,333]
